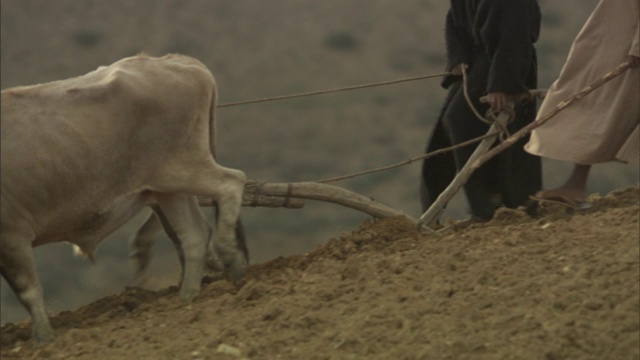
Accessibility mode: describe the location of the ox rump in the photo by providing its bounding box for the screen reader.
[0,54,248,344]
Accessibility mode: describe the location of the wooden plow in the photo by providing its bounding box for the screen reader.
[418,90,547,228]
[201,90,543,231]
[416,61,633,230]
[199,180,417,223]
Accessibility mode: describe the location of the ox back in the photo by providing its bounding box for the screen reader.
[0,54,248,344]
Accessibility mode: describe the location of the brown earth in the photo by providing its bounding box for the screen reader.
[5,0,640,328]
[1,187,638,360]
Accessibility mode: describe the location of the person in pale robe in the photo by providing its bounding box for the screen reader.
[525,0,640,206]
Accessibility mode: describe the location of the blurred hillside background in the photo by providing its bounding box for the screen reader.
[2,0,637,324]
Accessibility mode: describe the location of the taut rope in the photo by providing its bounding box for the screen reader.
[217,72,450,108]
[317,60,634,184]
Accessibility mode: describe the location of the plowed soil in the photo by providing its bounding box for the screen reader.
[1,187,638,360]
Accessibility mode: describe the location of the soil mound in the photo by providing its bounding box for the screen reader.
[2,187,638,360]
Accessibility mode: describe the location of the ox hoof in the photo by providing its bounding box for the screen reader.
[34,329,55,345]
[206,255,225,273]
[179,285,201,302]
[180,277,201,304]
[224,253,247,283]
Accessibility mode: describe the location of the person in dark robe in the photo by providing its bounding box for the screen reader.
[420,0,543,220]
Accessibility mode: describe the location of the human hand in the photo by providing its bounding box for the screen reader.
[485,92,508,111]
[450,63,468,76]
[629,55,640,68]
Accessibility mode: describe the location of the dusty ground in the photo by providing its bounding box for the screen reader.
[1,187,638,360]
[4,0,639,327]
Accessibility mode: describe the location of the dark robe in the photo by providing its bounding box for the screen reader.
[420,0,542,219]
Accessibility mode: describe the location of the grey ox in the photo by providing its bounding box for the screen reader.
[0,54,248,343]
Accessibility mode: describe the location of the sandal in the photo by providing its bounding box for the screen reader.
[529,189,593,210]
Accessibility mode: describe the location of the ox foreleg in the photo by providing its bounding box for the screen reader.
[0,232,54,344]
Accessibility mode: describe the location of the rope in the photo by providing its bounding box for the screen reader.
[485,108,514,141]
[461,65,491,124]
[217,62,629,186]
[316,60,633,184]
[219,67,513,184]
[461,65,512,140]
[218,72,450,108]
[315,130,501,183]
[475,60,635,165]
[250,180,266,207]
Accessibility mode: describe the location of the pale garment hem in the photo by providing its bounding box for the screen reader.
[524,143,628,166]
[615,125,640,165]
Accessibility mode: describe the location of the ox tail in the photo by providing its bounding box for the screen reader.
[209,82,219,159]
[209,85,249,263]
[214,206,250,263]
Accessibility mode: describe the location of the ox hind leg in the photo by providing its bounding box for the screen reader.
[0,231,54,344]
[190,166,247,283]
[154,161,247,284]
[130,207,225,288]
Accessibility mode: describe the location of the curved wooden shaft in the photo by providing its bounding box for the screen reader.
[241,180,417,223]
[418,105,513,229]
[199,194,305,209]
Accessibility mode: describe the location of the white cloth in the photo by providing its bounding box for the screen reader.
[525,0,640,165]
